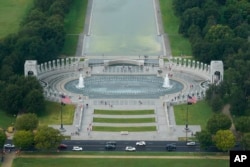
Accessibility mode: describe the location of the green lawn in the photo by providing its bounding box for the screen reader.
[93,126,156,132]
[0,0,33,38]
[0,110,16,129]
[94,109,154,115]
[174,101,213,129]
[159,0,192,57]
[13,157,228,167]
[93,117,155,123]
[38,101,75,126]
[62,0,88,56]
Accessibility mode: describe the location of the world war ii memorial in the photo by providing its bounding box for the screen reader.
[25,0,223,141]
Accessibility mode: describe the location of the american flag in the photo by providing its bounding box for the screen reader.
[187,95,197,105]
[61,95,71,104]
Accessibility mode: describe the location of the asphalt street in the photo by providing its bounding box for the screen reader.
[5,139,242,153]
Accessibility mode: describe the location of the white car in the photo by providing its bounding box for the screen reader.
[4,144,15,148]
[72,146,83,151]
[125,146,136,151]
[186,141,196,146]
[136,141,146,146]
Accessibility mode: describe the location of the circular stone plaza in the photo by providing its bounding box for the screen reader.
[24,0,223,141]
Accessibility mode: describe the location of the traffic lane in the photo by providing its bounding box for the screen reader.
[62,144,201,152]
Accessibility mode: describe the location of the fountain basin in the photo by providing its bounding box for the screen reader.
[64,75,183,99]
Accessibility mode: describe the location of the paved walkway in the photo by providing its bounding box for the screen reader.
[18,154,229,160]
[1,152,15,167]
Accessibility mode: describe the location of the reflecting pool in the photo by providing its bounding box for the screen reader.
[83,0,164,57]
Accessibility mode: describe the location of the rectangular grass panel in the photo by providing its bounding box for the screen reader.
[38,101,75,126]
[173,101,213,130]
[12,157,229,167]
[92,126,156,132]
[94,109,154,115]
[93,117,155,123]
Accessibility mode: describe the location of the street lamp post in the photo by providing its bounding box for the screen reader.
[60,101,65,131]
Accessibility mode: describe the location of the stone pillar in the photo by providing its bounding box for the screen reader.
[48,61,51,71]
[52,60,55,69]
[159,58,164,68]
[183,59,186,67]
[57,59,60,68]
[196,61,200,70]
[204,64,207,72]
[200,62,203,70]
[66,58,69,67]
[192,60,196,69]
[188,60,191,68]
[61,59,65,68]
[44,62,48,72]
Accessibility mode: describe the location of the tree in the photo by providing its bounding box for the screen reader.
[214,130,236,152]
[210,95,223,112]
[15,113,38,131]
[179,7,205,37]
[234,116,250,133]
[1,84,23,115]
[34,126,63,151]
[13,130,34,150]
[0,130,7,149]
[196,130,213,149]
[206,113,232,134]
[204,24,234,42]
[241,133,250,151]
[23,89,45,114]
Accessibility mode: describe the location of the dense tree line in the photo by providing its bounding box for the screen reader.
[173,0,250,149]
[173,0,250,116]
[0,0,73,115]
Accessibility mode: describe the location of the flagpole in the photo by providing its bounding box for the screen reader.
[185,104,189,143]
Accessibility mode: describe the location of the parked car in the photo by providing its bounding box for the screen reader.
[136,141,146,146]
[72,146,83,151]
[105,144,116,150]
[58,144,68,149]
[125,146,136,151]
[186,141,196,146]
[166,143,176,151]
[4,144,15,149]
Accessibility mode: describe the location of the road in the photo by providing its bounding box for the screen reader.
[5,139,242,152]
[59,140,240,152]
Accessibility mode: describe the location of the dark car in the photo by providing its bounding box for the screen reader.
[105,144,116,150]
[106,141,116,146]
[58,144,68,149]
[166,143,176,151]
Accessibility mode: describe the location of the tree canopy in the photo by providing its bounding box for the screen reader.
[13,130,34,150]
[34,126,63,151]
[214,130,236,152]
[206,113,231,134]
[15,113,39,131]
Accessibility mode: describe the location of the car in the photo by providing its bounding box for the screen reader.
[105,144,116,150]
[186,141,196,146]
[4,144,15,149]
[125,146,136,151]
[166,143,176,151]
[58,144,68,149]
[106,141,116,146]
[72,146,83,151]
[136,141,146,146]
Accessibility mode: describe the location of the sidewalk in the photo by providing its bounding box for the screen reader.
[1,152,15,167]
